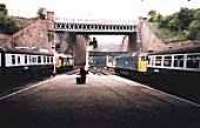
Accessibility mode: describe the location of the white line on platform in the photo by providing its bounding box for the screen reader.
[0,75,61,101]
[110,75,200,108]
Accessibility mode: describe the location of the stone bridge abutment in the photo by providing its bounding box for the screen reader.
[47,12,138,66]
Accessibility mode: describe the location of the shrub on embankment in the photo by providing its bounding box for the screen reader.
[148,8,200,43]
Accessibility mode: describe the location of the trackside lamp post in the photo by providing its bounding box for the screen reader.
[51,31,56,76]
[52,43,56,76]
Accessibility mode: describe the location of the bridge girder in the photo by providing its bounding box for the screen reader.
[54,22,136,35]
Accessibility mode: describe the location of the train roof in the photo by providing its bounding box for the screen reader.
[0,47,53,55]
[56,53,73,58]
[114,52,140,59]
[149,45,200,55]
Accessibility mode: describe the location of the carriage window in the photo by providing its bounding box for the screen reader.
[51,57,53,62]
[38,56,41,63]
[32,57,36,63]
[66,58,70,63]
[47,56,50,63]
[187,54,200,68]
[155,56,162,66]
[43,56,46,63]
[17,56,20,64]
[148,56,153,66]
[29,56,32,63]
[174,55,184,67]
[125,60,129,65]
[164,56,172,67]
[11,55,15,64]
[151,57,153,66]
[32,58,34,63]
[24,55,28,64]
[141,56,146,61]
[147,56,150,65]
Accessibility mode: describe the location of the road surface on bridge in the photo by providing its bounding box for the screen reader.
[0,73,199,128]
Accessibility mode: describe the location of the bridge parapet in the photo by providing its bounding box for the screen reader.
[55,17,135,24]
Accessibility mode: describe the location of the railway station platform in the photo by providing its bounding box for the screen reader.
[0,73,199,128]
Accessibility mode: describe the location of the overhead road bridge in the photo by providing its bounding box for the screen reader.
[54,18,137,35]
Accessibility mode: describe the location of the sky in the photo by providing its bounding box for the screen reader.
[1,0,200,20]
[1,0,200,51]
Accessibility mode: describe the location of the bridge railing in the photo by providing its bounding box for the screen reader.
[54,23,135,32]
[53,17,136,33]
[54,17,136,25]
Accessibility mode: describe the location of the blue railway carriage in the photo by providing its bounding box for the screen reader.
[106,55,117,73]
[0,47,54,81]
[114,53,148,77]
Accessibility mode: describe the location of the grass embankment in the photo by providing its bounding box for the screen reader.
[149,23,188,43]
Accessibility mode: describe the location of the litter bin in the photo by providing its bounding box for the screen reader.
[76,77,81,84]
[76,76,86,84]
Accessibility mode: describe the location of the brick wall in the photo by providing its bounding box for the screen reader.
[0,12,55,50]
[11,19,51,50]
[0,34,12,48]
[138,19,167,52]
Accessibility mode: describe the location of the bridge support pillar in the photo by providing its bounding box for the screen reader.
[127,32,137,52]
[72,35,87,67]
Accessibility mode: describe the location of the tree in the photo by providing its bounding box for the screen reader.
[0,4,7,15]
[148,10,157,22]
[156,13,163,23]
[177,8,193,30]
[0,4,20,34]
[89,37,98,49]
[188,20,200,40]
[93,37,98,49]
[168,14,181,31]
[159,8,194,32]
[37,8,47,20]
[148,7,200,41]
[194,9,200,20]
[159,15,172,28]
[0,13,20,34]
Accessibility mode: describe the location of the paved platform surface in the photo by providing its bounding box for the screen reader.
[0,74,199,128]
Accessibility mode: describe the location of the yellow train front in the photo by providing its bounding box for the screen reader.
[137,53,148,73]
[55,53,74,73]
